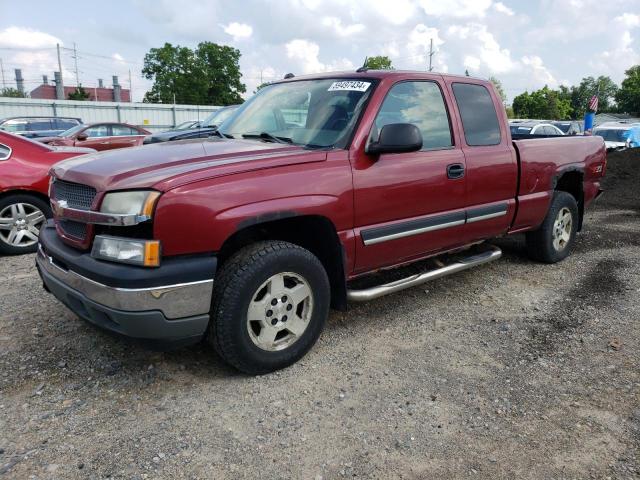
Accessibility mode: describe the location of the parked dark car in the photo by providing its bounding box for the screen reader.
[551,121,583,136]
[38,122,150,151]
[0,116,82,138]
[143,105,239,144]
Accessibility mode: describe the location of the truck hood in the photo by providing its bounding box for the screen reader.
[50,138,327,192]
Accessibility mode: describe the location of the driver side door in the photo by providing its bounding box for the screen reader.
[351,80,469,273]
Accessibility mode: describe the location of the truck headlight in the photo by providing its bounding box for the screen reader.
[92,235,161,267]
[100,191,160,217]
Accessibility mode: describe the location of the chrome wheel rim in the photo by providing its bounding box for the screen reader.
[246,272,314,351]
[552,207,573,251]
[0,202,46,248]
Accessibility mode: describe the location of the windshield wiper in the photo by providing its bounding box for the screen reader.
[209,128,233,139]
[242,132,293,145]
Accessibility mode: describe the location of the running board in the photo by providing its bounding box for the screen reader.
[346,245,502,302]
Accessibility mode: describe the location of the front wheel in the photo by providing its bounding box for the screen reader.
[208,241,330,374]
[0,194,51,255]
[526,191,579,263]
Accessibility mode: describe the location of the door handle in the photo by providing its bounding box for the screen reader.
[447,163,465,179]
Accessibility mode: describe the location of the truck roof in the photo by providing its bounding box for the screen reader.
[272,69,492,85]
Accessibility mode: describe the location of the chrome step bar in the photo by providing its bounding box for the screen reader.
[346,245,502,302]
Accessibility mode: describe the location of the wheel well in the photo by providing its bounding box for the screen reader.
[0,189,50,208]
[218,215,348,310]
[555,171,584,230]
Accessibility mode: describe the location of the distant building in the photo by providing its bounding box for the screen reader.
[30,84,131,102]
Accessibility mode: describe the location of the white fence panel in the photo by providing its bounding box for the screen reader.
[0,98,221,132]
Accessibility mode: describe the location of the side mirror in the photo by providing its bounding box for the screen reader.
[76,133,88,141]
[366,123,423,155]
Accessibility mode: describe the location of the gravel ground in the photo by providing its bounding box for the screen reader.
[1,150,639,479]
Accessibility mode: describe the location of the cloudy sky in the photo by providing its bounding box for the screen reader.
[1,0,639,102]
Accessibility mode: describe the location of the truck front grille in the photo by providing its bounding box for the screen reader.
[59,220,87,240]
[52,180,96,210]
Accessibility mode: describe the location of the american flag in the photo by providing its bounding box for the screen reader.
[588,95,599,112]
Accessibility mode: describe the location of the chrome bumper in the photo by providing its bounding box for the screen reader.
[36,245,213,320]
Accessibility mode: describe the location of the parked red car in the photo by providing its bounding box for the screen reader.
[0,131,94,254]
[38,71,606,374]
[40,122,150,151]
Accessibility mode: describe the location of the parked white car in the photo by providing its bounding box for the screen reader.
[592,122,640,151]
[509,122,565,136]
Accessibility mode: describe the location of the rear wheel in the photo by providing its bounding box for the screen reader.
[0,194,51,255]
[208,241,330,374]
[526,191,578,263]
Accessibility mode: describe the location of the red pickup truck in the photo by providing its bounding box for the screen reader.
[37,70,606,374]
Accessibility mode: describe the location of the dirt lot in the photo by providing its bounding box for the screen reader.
[1,150,639,479]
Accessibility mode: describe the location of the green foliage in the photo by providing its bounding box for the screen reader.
[254,82,272,94]
[512,86,572,120]
[68,86,89,101]
[489,76,506,103]
[0,88,25,98]
[615,65,640,114]
[505,106,515,119]
[569,76,618,117]
[142,42,246,105]
[364,56,393,70]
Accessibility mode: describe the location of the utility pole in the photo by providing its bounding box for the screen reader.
[0,58,5,88]
[56,43,64,92]
[72,42,80,86]
[428,38,434,72]
[128,69,133,102]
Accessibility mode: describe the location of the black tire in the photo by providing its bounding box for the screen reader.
[0,193,51,255]
[526,191,579,263]
[208,241,330,374]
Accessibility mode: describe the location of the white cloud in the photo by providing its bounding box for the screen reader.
[112,53,125,63]
[447,23,516,73]
[493,2,514,16]
[614,13,640,28]
[406,24,446,70]
[0,26,61,48]
[419,0,493,18]
[463,55,481,71]
[223,22,253,41]
[285,39,324,74]
[521,55,556,87]
[368,0,417,24]
[321,17,365,37]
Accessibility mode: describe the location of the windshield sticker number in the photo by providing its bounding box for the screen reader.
[327,81,371,92]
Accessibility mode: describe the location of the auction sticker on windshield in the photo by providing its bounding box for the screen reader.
[327,81,371,92]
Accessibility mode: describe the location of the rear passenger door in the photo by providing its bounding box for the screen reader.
[448,82,518,243]
[109,125,144,149]
[351,80,469,272]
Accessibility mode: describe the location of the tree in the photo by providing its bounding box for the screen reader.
[254,82,272,94]
[68,86,89,101]
[569,76,618,118]
[489,76,506,103]
[615,65,640,114]
[0,88,25,98]
[364,56,393,70]
[512,86,571,120]
[142,42,246,105]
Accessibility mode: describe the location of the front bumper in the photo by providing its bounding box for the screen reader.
[37,221,216,343]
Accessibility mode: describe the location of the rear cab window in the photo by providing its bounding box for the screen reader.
[452,83,501,146]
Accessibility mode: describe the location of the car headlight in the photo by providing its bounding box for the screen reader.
[92,235,161,267]
[100,190,160,217]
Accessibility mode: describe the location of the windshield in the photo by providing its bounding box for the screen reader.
[59,124,85,138]
[593,129,627,142]
[204,107,237,127]
[218,78,375,149]
[553,123,571,133]
[510,125,532,135]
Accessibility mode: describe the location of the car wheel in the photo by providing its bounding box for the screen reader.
[0,194,51,255]
[526,191,579,264]
[208,241,330,374]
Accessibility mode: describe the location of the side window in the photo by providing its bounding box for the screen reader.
[111,125,137,136]
[373,81,452,150]
[452,83,501,146]
[0,119,27,132]
[0,143,11,160]
[84,125,110,137]
[56,119,79,130]
[27,119,54,131]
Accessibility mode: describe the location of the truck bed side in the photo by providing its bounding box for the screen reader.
[510,136,606,232]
